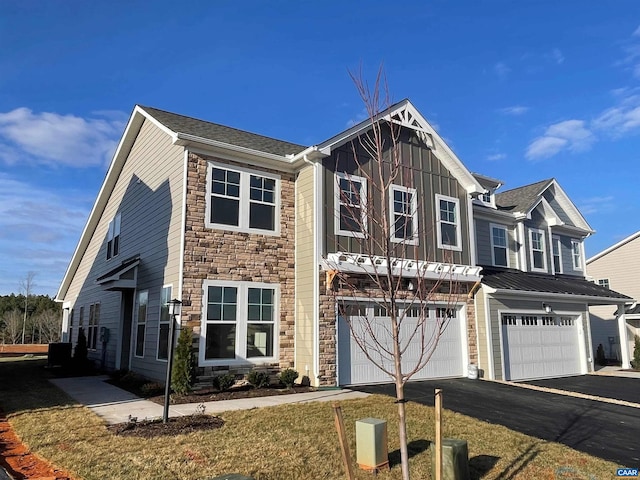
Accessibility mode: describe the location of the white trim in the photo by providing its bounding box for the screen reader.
[334,172,367,238]
[205,160,281,236]
[313,162,322,383]
[134,290,148,358]
[156,284,172,362]
[517,223,526,271]
[199,279,280,367]
[529,227,547,272]
[389,184,419,245]
[571,239,583,271]
[587,230,640,264]
[552,235,563,274]
[435,194,462,251]
[489,223,509,268]
[468,196,477,266]
[484,289,495,380]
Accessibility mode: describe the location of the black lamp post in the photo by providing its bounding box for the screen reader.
[163,298,182,423]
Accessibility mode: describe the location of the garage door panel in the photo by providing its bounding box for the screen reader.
[338,304,465,386]
[502,316,582,381]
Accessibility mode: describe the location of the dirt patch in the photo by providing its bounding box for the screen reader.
[0,410,74,480]
[107,414,224,438]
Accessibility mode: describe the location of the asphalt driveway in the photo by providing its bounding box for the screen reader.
[524,375,640,404]
[354,377,640,467]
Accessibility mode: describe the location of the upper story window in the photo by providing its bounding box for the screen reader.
[435,194,462,251]
[106,213,121,260]
[206,162,280,235]
[598,278,610,289]
[490,224,508,267]
[390,185,418,244]
[529,228,547,271]
[552,236,562,274]
[571,240,582,270]
[200,280,278,365]
[335,172,367,238]
[157,285,172,361]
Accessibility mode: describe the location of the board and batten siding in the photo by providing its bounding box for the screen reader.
[322,127,471,265]
[63,118,184,380]
[295,165,317,382]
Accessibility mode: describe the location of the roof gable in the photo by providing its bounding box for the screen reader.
[587,230,640,264]
[315,99,483,195]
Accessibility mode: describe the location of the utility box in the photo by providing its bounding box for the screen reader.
[355,418,389,471]
[432,438,470,480]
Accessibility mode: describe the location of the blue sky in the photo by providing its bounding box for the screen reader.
[1,1,640,295]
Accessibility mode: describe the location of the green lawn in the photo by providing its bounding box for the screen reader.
[0,358,618,479]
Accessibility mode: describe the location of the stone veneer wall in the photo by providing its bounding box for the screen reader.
[317,274,477,386]
[181,152,296,378]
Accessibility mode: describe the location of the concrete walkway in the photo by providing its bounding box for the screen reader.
[49,376,369,425]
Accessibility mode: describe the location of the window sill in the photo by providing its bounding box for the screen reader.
[205,222,280,236]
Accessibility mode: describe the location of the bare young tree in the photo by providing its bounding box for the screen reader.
[36,309,62,344]
[2,310,23,344]
[19,272,36,344]
[326,69,464,480]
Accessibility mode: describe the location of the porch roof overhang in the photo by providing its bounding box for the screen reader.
[480,266,633,306]
[322,252,483,283]
[96,255,140,291]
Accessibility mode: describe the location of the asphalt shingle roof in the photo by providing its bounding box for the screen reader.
[495,179,552,213]
[140,106,306,157]
[481,266,632,300]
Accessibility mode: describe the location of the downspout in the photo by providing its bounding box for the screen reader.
[517,223,527,271]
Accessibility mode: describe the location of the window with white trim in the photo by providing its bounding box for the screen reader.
[157,286,172,361]
[552,236,562,274]
[335,172,367,237]
[201,281,278,364]
[390,185,418,244]
[529,228,546,271]
[598,278,610,289]
[571,240,582,270]
[435,194,462,250]
[87,303,100,350]
[107,213,121,260]
[490,224,508,267]
[206,163,279,234]
[68,308,74,344]
[135,291,148,357]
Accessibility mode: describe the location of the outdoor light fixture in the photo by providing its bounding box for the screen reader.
[542,303,552,314]
[407,280,415,291]
[163,299,182,423]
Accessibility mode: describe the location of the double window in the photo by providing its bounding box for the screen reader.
[529,228,546,271]
[135,291,148,357]
[435,194,462,251]
[490,224,509,267]
[571,240,582,270]
[201,280,278,364]
[207,163,280,234]
[598,278,610,289]
[157,286,172,361]
[106,213,121,260]
[334,173,367,237]
[390,185,418,244]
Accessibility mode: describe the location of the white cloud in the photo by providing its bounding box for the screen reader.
[486,153,506,161]
[548,48,564,65]
[499,105,529,116]
[494,62,511,79]
[0,173,92,295]
[592,94,640,136]
[577,196,615,215]
[526,120,594,160]
[0,108,126,168]
[633,25,640,37]
[345,108,369,128]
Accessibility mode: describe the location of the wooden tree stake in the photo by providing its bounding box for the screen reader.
[435,388,443,480]
[332,402,355,480]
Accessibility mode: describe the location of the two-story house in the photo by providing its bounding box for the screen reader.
[472,176,631,380]
[587,231,640,367]
[56,99,630,387]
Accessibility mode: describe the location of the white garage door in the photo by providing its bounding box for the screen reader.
[337,302,465,386]
[502,314,583,381]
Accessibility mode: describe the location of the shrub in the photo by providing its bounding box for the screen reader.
[140,382,164,397]
[596,343,606,366]
[632,335,640,370]
[172,327,195,395]
[279,368,299,389]
[247,370,271,389]
[213,373,236,392]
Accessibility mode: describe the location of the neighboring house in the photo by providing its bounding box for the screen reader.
[472,176,631,380]
[56,99,629,387]
[586,231,640,366]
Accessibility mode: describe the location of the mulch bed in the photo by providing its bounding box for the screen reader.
[147,384,317,405]
[107,414,225,438]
